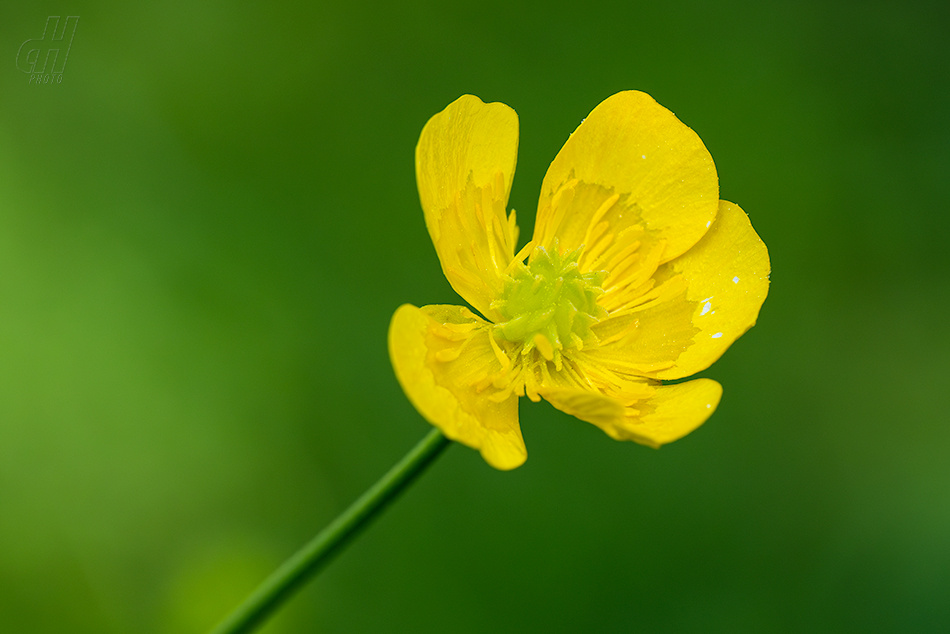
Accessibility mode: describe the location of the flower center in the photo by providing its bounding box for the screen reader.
[492,244,608,366]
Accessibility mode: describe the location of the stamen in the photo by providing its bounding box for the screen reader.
[488,330,512,370]
[435,348,462,362]
[539,180,577,244]
[582,232,615,269]
[596,318,639,346]
[582,193,620,247]
[603,240,642,274]
[507,208,520,251]
[505,241,536,275]
[533,333,554,362]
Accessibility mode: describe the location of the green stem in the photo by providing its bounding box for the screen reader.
[208,428,451,634]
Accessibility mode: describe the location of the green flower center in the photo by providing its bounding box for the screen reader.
[492,244,608,364]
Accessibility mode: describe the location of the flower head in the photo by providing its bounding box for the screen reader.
[389,92,769,470]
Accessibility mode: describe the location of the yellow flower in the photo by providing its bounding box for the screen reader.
[389,92,770,470]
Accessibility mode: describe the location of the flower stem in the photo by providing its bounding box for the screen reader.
[208,428,451,634]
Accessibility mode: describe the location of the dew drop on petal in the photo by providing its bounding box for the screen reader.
[711,332,723,339]
[733,276,740,284]
[700,301,711,316]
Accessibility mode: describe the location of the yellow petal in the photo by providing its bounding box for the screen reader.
[388,303,527,470]
[630,378,723,447]
[533,92,718,307]
[584,200,769,380]
[538,386,626,429]
[542,377,722,448]
[416,96,520,320]
[654,200,769,379]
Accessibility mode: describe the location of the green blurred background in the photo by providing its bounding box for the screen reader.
[2,1,949,632]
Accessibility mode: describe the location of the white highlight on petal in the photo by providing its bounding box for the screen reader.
[733,276,740,284]
[706,221,711,228]
[711,332,723,339]
[700,301,711,316]
[641,154,646,159]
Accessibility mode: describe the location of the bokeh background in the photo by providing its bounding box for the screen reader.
[2,1,949,632]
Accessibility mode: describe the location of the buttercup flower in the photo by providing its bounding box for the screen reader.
[389,92,769,470]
